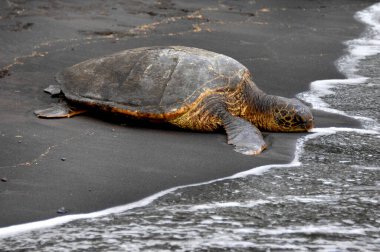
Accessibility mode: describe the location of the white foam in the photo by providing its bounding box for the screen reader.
[190,199,270,211]
[190,195,339,211]
[299,2,380,124]
[1,2,380,240]
[310,127,378,135]
[284,195,338,204]
[338,3,380,79]
[351,165,380,170]
[298,77,371,116]
[259,225,373,236]
[297,77,368,116]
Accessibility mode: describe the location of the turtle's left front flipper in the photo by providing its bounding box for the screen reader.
[34,103,86,118]
[223,115,267,155]
[205,94,267,155]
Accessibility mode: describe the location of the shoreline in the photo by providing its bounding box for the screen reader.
[0,0,377,229]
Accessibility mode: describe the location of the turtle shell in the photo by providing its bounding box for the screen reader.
[57,46,248,119]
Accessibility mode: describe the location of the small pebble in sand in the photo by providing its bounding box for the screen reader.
[61,157,66,161]
[57,207,68,214]
[1,178,7,182]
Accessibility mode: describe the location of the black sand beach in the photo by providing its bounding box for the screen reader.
[0,0,376,227]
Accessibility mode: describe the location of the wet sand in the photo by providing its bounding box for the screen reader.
[0,0,376,227]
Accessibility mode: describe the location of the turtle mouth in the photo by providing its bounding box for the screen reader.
[305,118,314,131]
[291,118,314,132]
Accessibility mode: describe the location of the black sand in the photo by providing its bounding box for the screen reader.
[0,0,376,227]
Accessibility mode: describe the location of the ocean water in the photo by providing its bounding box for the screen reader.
[1,3,380,252]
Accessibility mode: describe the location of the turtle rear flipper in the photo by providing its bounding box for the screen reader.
[44,85,62,96]
[34,103,86,118]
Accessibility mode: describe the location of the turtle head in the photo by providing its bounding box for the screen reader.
[270,97,314,132]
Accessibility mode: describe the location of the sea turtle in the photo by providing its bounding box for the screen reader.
[34,46,314,155]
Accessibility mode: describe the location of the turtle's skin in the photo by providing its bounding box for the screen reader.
[34,46,314,155]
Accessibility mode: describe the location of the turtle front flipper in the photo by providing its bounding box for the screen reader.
[222,114,267,155]
[204,94,267,155]
[34,103,86,118]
